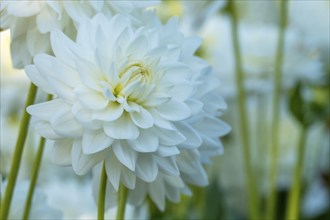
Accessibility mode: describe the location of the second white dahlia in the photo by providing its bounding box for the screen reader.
[26,13,229,199]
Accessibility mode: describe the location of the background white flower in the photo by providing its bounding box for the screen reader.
[1,181,63,219]
[26,13,229,210]
[0,0,158,69]
[199,15,324,97]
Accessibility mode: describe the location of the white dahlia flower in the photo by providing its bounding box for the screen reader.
[199,15,324,97]
[0,0,158,68]
[26,13,229,210]
[1,181,63,219]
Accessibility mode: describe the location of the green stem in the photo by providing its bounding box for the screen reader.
[0,83,38,220]
[265,1,289,219]
[98,162,107,220]
[228,1,260,219]
[116,183,128,220]
[286,126,308,220]
[22,94,52,219]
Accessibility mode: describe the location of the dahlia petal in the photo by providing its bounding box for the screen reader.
[143,93,171,107]
[51,108,83,138]
[128,180,147,205]
[130,107,153,129]
[93,102,124,121]
[75,86,108,110]
[90,1,104,11]
[71,140,104,175]
[10,31,31,68]
[156,128,186,146]
[76,59,104,91]
[164,175,185,188]
[156,146,180,157]
[169,83,193,101]
[201,136,224,153]
[149,178,166,211]
[165,184,180,203]
[112,141,137,171]
[33,54,74,99]
[163,65,191,82]
[33,120,61,140]
[7,1,41,17]
[25,65,52,94]
[62,1,92,23]
[82,131,113,154]
[136,155,158,182]
[26,28,50,56]
[121,169,136,190]
[127,35,148,59]
[36,7,58,33]
[104,113,139,140]
[71,103,90,120]
[195,116,231,137]
[51,30,85,66]
[186,99,204,115]
[176,122,202,149]
[127,130,159,153]
[52,140,73,165]
[105,153,121,190]
[156,99,191,121]
[150,109,176,130]
[27,99,66,121]
[157,156,179,176]
[181,163,208,186]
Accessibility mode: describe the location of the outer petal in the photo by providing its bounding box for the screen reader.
[27,99,66,121]
[156,99,191,121]
[71,140,104,175]
[127,130,159,153]
[112,141,137,171]
[82,131,113,154]
[50,107,83,138]
[25,65,54,94]
[105,153,121,190]
[156,156,179,176]
[104,113,139,140]
[75,86,108,110]
[148,177,166,211]
[136,154,158,182]
[51,139,73,165]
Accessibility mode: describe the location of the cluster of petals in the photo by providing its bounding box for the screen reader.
[26,12,229,210]
[0,0,157,68]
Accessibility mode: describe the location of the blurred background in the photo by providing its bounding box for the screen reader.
[1,1,329,219]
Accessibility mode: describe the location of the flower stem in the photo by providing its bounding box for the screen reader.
[286,126,308,220]
[22,94,52,219]
[228,1,260,219]
[0,83,38,220]
[265,1,288,219]
[116,183,128,220]
[98,162,107,220]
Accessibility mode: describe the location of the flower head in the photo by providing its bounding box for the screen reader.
[27,13,229,210]
[0,0,158,68]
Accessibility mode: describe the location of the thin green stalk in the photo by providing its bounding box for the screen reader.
[116,183,128,220]
[286,126,308,220]
[22,137,46,219]
[0,83,38,220]
[228,1,260,219]
[98,162,107,220]
[22,94,52,219]
[265,1,289,219]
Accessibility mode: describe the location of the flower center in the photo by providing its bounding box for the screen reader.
[120,63,151,84]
